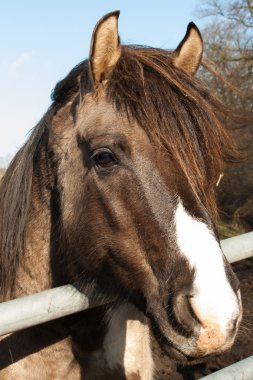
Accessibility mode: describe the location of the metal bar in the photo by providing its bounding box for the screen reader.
[221,231,253,263]
[200,355,253,379]
[0,232,252,336]
[0,284,112,336]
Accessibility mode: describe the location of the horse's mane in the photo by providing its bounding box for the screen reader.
[0,110,51,298]
[107,46,238,214]
[0,46,237,299]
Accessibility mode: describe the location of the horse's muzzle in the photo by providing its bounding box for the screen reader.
[170,288,242,358]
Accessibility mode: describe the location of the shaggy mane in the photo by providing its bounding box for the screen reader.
[107,46,237,216]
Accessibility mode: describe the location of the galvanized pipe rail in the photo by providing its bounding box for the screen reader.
[0,284,112,336]
[0,231,252,336]
[200,355,253,379]
[221,231,253,263]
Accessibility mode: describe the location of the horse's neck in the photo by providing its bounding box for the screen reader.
[14,180,53,298]
[70,302,154,380]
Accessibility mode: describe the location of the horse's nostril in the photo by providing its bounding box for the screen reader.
[174,294,200,333]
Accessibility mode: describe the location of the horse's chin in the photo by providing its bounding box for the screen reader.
[158,341,217,364]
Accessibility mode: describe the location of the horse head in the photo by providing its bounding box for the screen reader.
[47,12,242,361]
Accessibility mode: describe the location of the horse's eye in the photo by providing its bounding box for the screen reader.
[93,151,117,168]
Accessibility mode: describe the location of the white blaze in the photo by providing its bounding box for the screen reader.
[175,201,239,332]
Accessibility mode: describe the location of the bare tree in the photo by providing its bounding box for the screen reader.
[197,0,253,111]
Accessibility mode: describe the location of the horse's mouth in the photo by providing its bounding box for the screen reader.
[163,345,190,362]
[148,311,235,363]
[148,314,195,361]
[156,334,224,364]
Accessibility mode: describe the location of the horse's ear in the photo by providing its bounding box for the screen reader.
[89,11,121,85]
[172,22,203,76]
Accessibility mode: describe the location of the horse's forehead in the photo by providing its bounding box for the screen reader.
[79,99,117,126]
[78,99,148,143]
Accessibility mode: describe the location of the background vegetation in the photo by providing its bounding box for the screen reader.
[198,0,253,111]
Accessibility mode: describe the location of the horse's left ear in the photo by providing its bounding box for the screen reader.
[89,11,121,85]
[172,22,203,76]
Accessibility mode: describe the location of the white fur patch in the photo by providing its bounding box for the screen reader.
[175,201,239,333]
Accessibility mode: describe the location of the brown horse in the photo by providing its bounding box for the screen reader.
[0,11,242,380]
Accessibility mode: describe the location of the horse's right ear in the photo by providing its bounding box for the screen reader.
[89,11,121,86]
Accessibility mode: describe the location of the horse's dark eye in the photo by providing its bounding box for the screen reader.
[93,151,117,168]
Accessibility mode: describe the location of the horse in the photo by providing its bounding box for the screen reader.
[0,11,242,380]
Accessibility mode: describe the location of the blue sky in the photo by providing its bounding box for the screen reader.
[0,1,206,158]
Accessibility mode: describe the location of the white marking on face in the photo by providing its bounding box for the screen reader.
[175,201,240,338]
